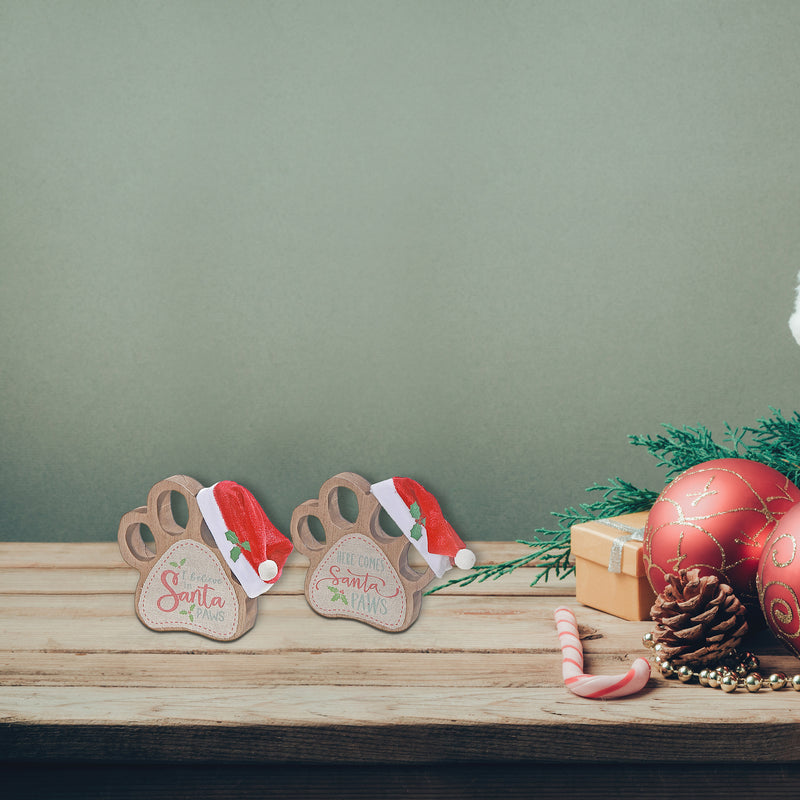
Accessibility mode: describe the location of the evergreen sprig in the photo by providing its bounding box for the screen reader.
[425,408,800,594]
[731,407,800,486]
[426,478,657,594]
[627,407,800,486]
[628,424,737,479]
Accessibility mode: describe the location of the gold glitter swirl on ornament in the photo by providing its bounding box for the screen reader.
[773,598,794,626]
[763,477,800,508]
[686,477,718,507]
[770,533,797,569]
[761,580,800,639]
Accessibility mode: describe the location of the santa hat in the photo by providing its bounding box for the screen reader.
[370,477,475,578]
[197,480,293,598]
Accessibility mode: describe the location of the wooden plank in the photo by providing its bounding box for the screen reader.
[2,685,800,764]
[2,679,797,728]
[0,564,576,596]
[429,569,576,594]
[0,650,566,688]
[4,645,799,697]
[0,540,568,599]
[0,567,142,595]
[2,588,789,664]
[0,541,543,570]
[0,594,653,654]
[0,542,131,570]
[6,649,799,692]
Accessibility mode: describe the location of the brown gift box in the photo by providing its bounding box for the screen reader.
[570,511,656,621]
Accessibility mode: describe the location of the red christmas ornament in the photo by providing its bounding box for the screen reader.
[757,503,800,658]
[643,458,800,610]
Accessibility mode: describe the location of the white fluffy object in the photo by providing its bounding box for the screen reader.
[791,270,800,345]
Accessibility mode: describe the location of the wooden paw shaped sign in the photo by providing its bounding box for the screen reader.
[291,472,442,632]
[118,475,257,640]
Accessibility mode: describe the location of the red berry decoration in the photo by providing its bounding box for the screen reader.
[643,458,800,610]
[757,503,800,658]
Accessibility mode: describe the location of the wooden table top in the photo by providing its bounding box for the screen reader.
[2,541,800,799]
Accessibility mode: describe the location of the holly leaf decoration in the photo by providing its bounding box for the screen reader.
[410,501,425,540]
[328,586,348,604]
[225,530,250,559]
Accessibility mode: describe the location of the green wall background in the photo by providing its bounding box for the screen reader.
[2,1,799,544]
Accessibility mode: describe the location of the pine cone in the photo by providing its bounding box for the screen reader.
[650,568,748,666]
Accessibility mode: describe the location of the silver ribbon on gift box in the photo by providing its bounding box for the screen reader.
[598,518,645,573]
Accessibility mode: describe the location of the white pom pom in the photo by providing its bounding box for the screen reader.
[454,548,476,570]
[258,560,278,581]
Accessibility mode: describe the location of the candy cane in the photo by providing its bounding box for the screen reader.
[554,606,650,699]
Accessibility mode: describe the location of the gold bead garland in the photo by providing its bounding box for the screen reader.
[642,632,800,694]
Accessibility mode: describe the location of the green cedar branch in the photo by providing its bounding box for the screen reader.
[627,424,737,480]
[628,408,800,486]
[733,407,800,486]
[425,479,657,594]
[426,408,800,594]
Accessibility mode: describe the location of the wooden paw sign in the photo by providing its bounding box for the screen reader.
[290,472,435,632]
[118,475,257,640]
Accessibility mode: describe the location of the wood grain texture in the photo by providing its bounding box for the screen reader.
[3,540,800,799]
[0,593,653,654]
[0,563,576,596]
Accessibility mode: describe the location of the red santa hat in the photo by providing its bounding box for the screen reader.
[197,480,293,598]
[370,477,475,578]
